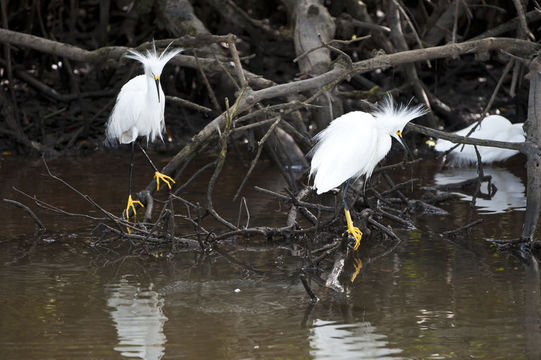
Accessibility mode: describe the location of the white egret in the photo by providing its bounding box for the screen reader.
[309,96,427,250]
[106,41,182,225]
[434,115,524,166]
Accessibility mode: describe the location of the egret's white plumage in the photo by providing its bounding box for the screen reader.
[434,115,525,166]
[105,41,182,227]
[106,42,182,144]
[310,96,427,194]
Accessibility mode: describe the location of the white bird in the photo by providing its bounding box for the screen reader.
[434,115,525,166]
[309,96,427,250]
[106,41,182,225]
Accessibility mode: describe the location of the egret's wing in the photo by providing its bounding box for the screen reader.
[106,75,165,144]
[106,75,146,144]
[310,112,378,194]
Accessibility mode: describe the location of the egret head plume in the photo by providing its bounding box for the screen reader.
[373,95,428,138]
[125,40,183,79]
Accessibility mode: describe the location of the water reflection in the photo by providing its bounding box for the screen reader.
[309,319,402,359]
[434,167,526,214]
[1,155,538,359]
[107,276,167,360]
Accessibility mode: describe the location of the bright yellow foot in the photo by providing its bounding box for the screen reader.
[125,195,144,232]
[154,171,175,191]
[345,208,363,250]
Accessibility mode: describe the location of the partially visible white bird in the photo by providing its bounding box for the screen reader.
[434,115,525,166]
[106,41,182,226]
[309,96,427,250]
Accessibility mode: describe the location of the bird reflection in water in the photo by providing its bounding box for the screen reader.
[309,319,403,359]
[107,276,167,360]
[434,167,526,214]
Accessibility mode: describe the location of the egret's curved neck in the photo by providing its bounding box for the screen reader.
[144,70,160,103]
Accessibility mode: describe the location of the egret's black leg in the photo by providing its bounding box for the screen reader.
[129,141,135,196]
[125,141,143,228]
[342,179,362,250]
[343,179,351,212]
[137,143,175,191]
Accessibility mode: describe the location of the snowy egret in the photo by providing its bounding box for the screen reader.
[310,96,427,250]
[106,41,182,224]
[434,115,524,166]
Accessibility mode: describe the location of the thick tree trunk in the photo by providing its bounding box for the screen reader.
[521,55,541,242]
[283,0,341,131]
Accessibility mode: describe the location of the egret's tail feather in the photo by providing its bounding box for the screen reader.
[103,136,119,148]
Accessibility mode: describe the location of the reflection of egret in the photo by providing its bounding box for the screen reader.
[310,96,427,250]
[435,115,524,166]
[309,319,402,359]
[107,277,167,360]
[434,167,526,214]
[106,41,182,225]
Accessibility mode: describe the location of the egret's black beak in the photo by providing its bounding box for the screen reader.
[396,130,415,159]
[154,76,161,102]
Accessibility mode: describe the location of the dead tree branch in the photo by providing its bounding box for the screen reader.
[3,199,46,230]
[521,53,541,242]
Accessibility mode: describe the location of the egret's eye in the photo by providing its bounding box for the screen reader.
[153,74,160,81]
[396,130,402,137]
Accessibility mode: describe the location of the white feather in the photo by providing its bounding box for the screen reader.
[106,42,182,145]
[435,115,525,166]
[310,96,427,194]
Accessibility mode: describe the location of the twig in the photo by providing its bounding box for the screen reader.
[300,272,319,303]
[293,35,370,64]
[174,161,216,194]
[232,118,277,133]
[373,158,421,174]
[381,171,408,203]
[207,94,243,230]
[471,10,541,40]
[3,199,46,230]
[407,122,524,151]
[442,219,483,236]
[166,95,213,113]
[227,34,247,88]
[40,157,122,229]
[213,53,240,90]
[312,240,341,264]
[380,178,419,197]
[367,217,402,243]
[286,187,314,226]
[100,223,199,246]
[254,186,334,212]
[194,50,221,112]
[392,0,427,64]
[233,116,282,201]
[13,187,107,222]
[482,59,514,114]
[377,207,414,228]
[511,0,535,40]
[237,196,250,229]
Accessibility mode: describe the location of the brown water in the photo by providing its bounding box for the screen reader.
[1,151,539,359]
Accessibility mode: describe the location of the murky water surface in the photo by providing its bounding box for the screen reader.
[1,152,539,359]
